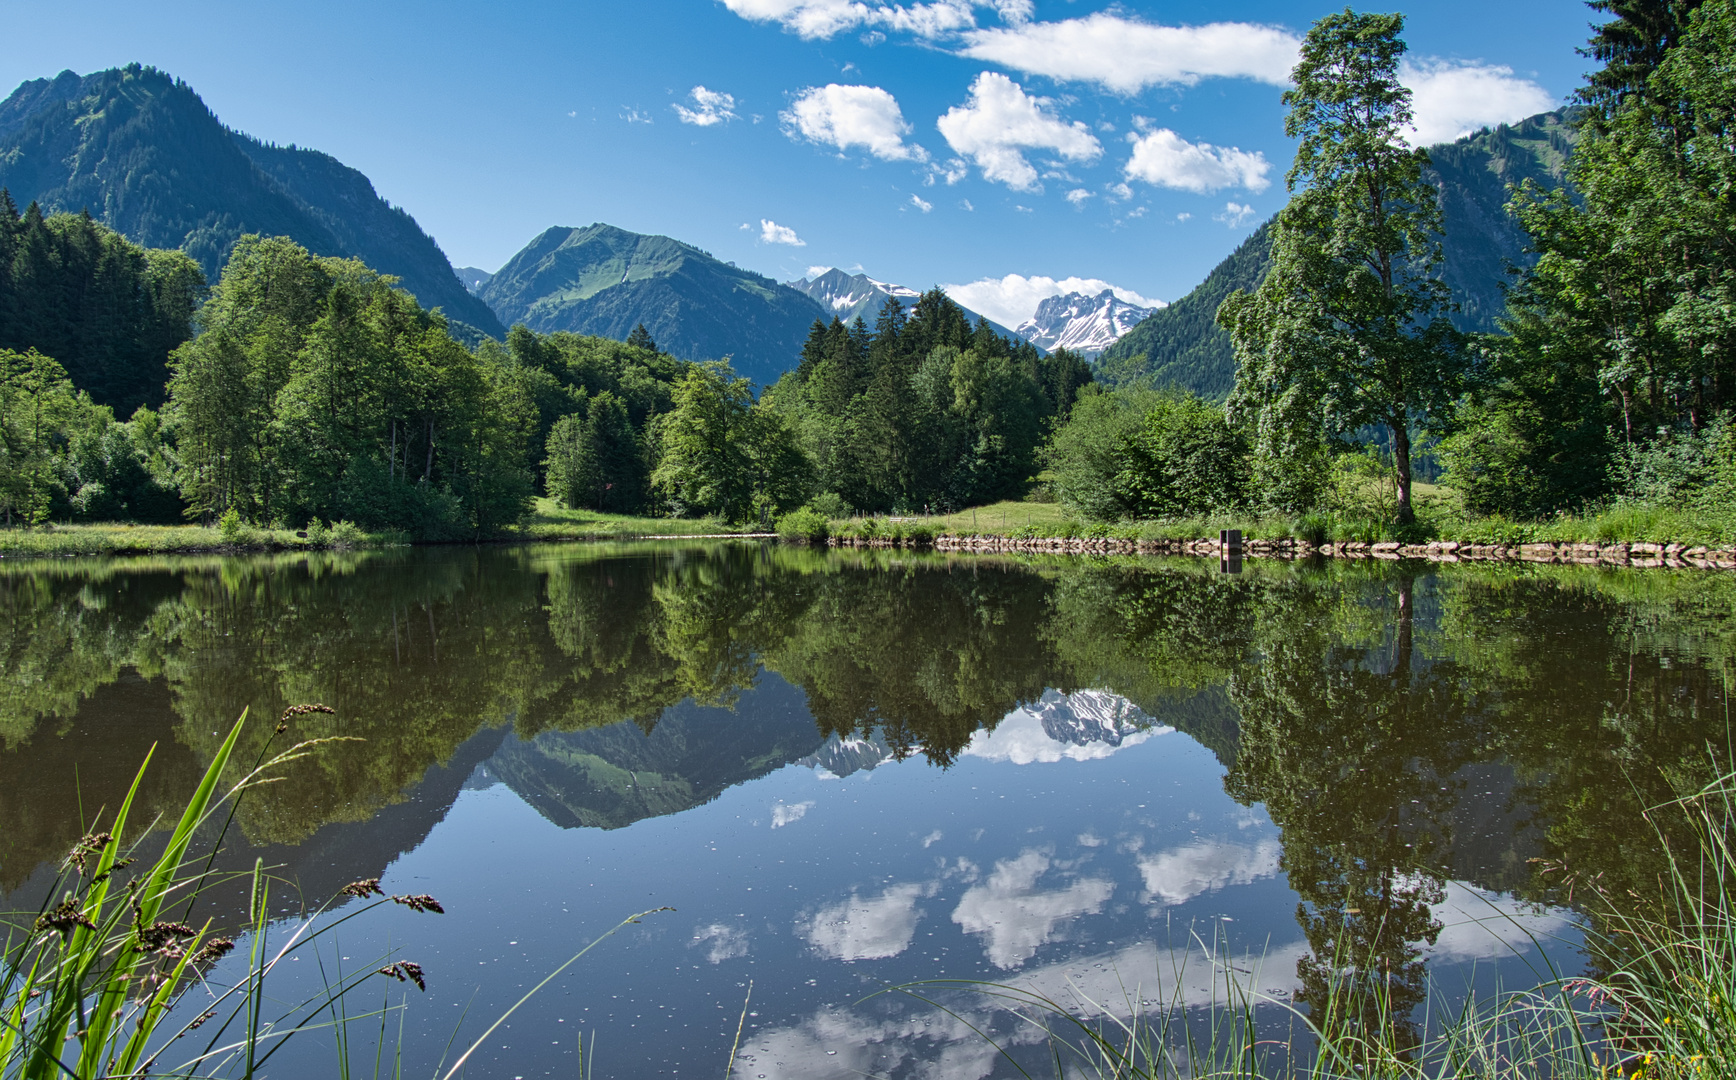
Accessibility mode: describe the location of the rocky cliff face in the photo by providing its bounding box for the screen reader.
[1016,290,1159,357]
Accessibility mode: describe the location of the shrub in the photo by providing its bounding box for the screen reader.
[305,517,331,546]
[217,506,249,545]
[776,506,830,543]
[328,520,367,547]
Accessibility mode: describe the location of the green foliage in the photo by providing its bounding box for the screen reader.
[1046,388,1249,521]
[0,199,204,416]
[650,363,811,521]
[776,506,830,542]
[1482,0,1736,508]
[544,391,647,512]
[166,235,532,537]
[1118,394,1251,518]
[807,491,851,519]
[1221,10,1467,524]
[770,291,1077,513]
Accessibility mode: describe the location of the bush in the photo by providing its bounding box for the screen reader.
[327,520,367,547]
[808,491,851,519]
[217,506,250,545]
[305,517,331,546]
[776,506,830,543]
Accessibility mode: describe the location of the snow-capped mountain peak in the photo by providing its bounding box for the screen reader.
[1015,289,1159,357]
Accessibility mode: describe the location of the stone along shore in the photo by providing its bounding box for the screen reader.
[855,535,1736,569]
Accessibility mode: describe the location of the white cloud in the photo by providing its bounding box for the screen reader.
[925,157,970,185]
[1426,881,1578,963]
[721,0,978,40]
[1124,129,1271,194]
[806,264,834,278]
[690,923,750,963]
[782,84,927,161]
[1065,188,1092,207]
[801,882,929,960]
[770,800,815,827]
[760,219,807,246]
[951,850,1113,968]
[909,193,934,212]
[1215,202,1258,228]
[936,72,1101,192]
[959,14,1301,94]
[674,86,738,126]
[1176,212,1192,222]
[620,106,653,124]
[945,273,1164,326]
[1402,59,1554,146]
[1136,838,1282,905]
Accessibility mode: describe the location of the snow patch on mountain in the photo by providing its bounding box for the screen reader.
[1016,290,1158,357]
[965,689,1168,765]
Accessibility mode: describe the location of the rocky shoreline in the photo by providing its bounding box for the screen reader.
[825,534,1736,569]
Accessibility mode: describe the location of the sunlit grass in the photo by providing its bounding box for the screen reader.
[516,498,768,540]
[0,523,315,558]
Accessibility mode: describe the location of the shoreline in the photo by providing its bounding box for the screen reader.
[4,526,1733,570]
[914,534,1736,569]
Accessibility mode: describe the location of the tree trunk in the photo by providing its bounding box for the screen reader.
[1392,422,1414,525]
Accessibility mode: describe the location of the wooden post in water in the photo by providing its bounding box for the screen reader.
[1220,529,1243,574]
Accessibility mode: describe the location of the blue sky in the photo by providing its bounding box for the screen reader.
[11,0,1595,325]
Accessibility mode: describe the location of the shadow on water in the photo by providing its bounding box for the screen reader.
[1,542,1732,1071]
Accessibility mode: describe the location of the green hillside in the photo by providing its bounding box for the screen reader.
[0,65,503,339]
[1098,110,1579,397]
[480,223,829,384]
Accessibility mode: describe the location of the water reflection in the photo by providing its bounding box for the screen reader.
[1,544,1731,1074]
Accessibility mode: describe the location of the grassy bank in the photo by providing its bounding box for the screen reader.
[512,498,770,541]
[851,498,1736,549]
[0,522,334,558]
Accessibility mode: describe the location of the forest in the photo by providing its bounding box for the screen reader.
[1,0,1732,543]
[0,202,1082,534]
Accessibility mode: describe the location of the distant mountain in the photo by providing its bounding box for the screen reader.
[1017,290,1160,357]
[455,266,492,295]
[0,65,504,339]
[786,267,1025,342]
[1097,110,1580,398]
[480,224,828,384]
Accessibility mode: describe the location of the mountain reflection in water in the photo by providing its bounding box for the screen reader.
[1,543,1730,1076]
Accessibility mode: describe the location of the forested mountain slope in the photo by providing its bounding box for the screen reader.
[0,65,503,338]
[481,224,829,384]
[1099,110,1579,397]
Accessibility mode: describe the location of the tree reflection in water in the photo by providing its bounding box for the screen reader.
[1,545,1732,1056]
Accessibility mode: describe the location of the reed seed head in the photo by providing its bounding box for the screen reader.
[391,893,444,914]
[190,938,235,965]
[37,898,96,935]
[342,877,385,899]
[278,703,337,732]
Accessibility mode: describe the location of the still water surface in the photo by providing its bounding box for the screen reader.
[2,543,1732,1076]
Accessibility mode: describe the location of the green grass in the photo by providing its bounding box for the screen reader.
[0,523,327,558]
[925,500,1070,534]
[513,498,769,541]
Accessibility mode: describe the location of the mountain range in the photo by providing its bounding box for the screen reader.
[1098,110,1580,397]
[784,268,1025,343]
[0,65,504,339]
[1017,290,1159,357]
[476,224,831,384]
[0,65,1576,395]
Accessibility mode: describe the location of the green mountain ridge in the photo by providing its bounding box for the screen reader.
[479,223,829,384]
[0,65,504,339]
[1099,110,1580,397]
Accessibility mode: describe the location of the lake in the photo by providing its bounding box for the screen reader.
[2,543,1730,1077]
